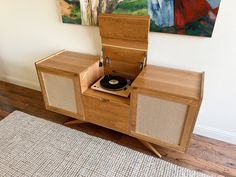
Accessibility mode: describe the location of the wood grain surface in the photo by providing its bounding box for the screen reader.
[132,65,204,100]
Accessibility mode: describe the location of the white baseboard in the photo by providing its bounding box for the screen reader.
[194,124,236,145]
[0,75,40,91]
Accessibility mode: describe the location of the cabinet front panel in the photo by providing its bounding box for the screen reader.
[42,72,77,113]
[83,95,129,132]
[136,94,187,145]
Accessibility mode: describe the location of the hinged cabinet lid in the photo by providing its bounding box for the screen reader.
[99,14,150,51]
[99,14,150,79]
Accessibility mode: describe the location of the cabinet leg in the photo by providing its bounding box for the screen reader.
[139,140,162,158]
[64,119,86,125]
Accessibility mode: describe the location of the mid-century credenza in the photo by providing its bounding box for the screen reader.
[35,50,203,157]
[35,14,204,157]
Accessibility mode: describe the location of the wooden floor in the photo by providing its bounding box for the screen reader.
[0,81,236,177]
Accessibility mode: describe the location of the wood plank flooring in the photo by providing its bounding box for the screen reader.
[0,81,236,177]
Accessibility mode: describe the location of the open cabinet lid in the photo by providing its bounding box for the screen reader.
[99,14,150,51]
[98,14,150,79]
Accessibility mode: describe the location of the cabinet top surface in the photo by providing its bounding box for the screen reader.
[132,65,204,100]
[36,51,99,74]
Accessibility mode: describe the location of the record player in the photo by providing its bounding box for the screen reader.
[91,14,150,97]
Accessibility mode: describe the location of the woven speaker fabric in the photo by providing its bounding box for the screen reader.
[0,111,210,177]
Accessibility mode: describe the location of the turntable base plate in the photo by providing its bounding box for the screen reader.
[91,77,132,98]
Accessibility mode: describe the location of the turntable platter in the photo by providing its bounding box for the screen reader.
[100,75,128,91]
[91,75,132,97]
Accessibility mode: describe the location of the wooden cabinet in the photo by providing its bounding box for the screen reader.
[130,65,204,152]
[35,50,204,156]
[35,50,103,120]
[35,15,204,156]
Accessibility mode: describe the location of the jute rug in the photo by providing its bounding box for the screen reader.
[0,111,210,177]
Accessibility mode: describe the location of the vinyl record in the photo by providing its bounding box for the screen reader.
[100,75,128,91]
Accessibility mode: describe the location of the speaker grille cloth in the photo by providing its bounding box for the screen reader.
[136,94,187,145]
[42,73,77,113]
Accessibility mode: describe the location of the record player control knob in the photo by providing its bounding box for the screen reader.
[99,49,103,67]
[105,57,110,65]
[99,61,103,67]
[139,62,144,70]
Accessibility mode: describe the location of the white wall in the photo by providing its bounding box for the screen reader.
[0,0,236,144]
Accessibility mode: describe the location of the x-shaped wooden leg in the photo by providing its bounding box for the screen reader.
[139,140,162,158]
[64,120,162,158]
[64,119,86,125]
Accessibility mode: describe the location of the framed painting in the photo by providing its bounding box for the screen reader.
[59,0,221,37]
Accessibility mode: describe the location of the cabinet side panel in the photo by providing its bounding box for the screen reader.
[136,94,187,145]
[80,61,104,93]
[42,72,77,113]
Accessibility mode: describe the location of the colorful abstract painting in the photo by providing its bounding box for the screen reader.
[59,0,221,37]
